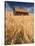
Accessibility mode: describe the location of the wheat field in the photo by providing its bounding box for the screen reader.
[5,11,34,45]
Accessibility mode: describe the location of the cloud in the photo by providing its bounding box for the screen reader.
[6,3,12,11]
[27,6,34,14]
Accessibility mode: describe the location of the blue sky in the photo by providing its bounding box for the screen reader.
[5,1,34,14]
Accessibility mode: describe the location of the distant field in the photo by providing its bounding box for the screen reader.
[5,11,34,45]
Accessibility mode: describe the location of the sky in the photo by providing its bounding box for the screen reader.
[5,1,34,14]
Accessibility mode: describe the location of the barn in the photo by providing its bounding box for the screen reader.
[13,7,29,16]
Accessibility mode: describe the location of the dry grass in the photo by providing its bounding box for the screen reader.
[5,11,34,45]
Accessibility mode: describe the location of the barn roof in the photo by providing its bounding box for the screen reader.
[15,7,28,13]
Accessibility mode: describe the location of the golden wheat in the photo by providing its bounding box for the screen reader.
[5,11,34,45]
